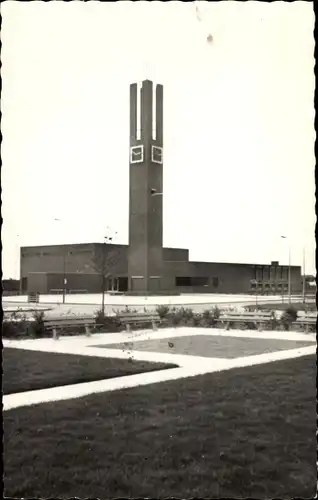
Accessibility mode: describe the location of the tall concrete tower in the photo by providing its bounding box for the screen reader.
[128,80,163,294]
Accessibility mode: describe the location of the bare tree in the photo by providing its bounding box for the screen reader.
[91,234,119,317]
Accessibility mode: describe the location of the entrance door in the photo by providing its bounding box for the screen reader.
[106,278,112,291]
[118,277,128,292]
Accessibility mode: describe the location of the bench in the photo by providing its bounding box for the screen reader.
[43,316,96,340]
[296,313,317,333]
[217,311,274,331]
[117,312,161,333]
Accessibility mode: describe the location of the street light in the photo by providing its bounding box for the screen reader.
[281,236,291,304]
[100,228,118,316]
[16,233,20,279]
[150,188,163,196]
[54,218,67,304]
[302,247,306,306]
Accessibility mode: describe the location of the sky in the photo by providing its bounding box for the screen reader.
[2,1,316,279]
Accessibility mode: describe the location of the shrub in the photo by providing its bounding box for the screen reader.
[191,313,203,326]
[2,312,31,339]
[268,311,279,331]
[201,309,215,327]
[202,309,213,326]
[212,306,221,319]
[243,321,257,330]
[156,305,170,319]
[280,306,298,331]
[201,306,221,328]
[285,306,298,322]
[181,307,194,321]
[2,320,22,339]
[95,309,122,332]
[29,311,46,338]
[165,307,184,326]
[166,308,180,326]
[169,307,194,326]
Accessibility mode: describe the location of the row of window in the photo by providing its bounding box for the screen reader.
[175,277,290,289]
[250,282,288,289]
[254,266,289,280]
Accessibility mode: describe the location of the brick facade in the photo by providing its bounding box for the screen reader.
[21,243,302,295]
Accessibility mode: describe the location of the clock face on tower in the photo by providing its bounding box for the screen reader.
[151,145,163,164]
[130,145,144,164]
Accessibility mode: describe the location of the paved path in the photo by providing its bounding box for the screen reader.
[4,293,314,318]
[3,327,315,412]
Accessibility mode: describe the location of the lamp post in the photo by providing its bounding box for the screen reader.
[62,248,67,304]
[101,235,110,316]
[54,218,67,304]
[16,233,20,279]
[100,228,117,316]
[150,188,163,196]
[302,247,306,306]
[281,236,291,305]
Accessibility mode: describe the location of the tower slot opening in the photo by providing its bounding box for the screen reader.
[136,82,142,140]
[152,83,156,140]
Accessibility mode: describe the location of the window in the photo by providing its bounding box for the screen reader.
[175,277,191,287]
[175,277,209,287]
[192,277,209,287]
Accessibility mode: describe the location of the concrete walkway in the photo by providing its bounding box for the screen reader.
[3,327,315,411]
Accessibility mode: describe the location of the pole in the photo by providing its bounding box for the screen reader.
[288,245,291,305]
[302,247,306,306]
[102,239,106,317]
[63,248,66,304]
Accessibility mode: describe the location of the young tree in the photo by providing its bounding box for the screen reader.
[91,234,119,317]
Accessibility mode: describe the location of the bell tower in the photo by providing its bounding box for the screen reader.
[128,80,163,294]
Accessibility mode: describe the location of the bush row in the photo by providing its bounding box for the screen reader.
[155,305,309,331]
[2,311,46,339]
[2,305,314,340]
[94,305,313,332]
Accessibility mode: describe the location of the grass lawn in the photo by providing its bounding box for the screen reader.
[4,355,316,498]
[3,347,177,395]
